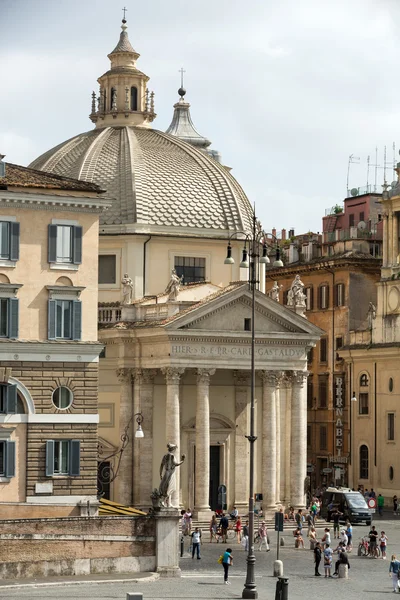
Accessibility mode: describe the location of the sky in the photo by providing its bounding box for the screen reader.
[1,0,400,233]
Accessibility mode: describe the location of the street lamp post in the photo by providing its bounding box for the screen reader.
[224,212,282,600]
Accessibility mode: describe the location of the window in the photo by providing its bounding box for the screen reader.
[0,440,15,478]
[389,378,394,392]
[359,392,369,415]
[0,384,17,414]
[174,256,205,284]
[52,387,73,410]
[320,338,328,363]
[359,445,369,479]
[46,440,80,477]
[307,377,313,410]
[359,211,365,223]
[318,285,329,309]
[388,413,395,441]
[0,298,18,339]
[98,255,116,284]
[130,86,138,110]
[390,466,394,481]
[349,214,355,227]
[305,286,313,310]
[48,299,81,340]
[318,375,328,409]
[244,318,251,331]
[320,425,327,450]
[48,224,82,266]
[336,337,343,361]
[360,374,369,387]
[110,87,116,110]
[0,220,19,262]
[334,283,345,307]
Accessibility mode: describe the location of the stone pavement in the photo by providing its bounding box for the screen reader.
[0,516,399,599]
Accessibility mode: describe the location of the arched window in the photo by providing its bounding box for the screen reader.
[360,374,369,387]
[110,87,117,110]
[130,86,138,111]
[359,445,369,479]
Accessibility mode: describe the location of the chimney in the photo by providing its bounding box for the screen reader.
[281,228,286,241]
[289,228,295,238]
[272,227,277,238]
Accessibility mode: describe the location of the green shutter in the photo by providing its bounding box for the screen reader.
[48,300,56,339]
[72,300,82,341]
[6,384,17,414]
[5,441,15,478]
[9,222,20,261]
[48,224,57,263]
[8,298,19,338]
[72,226,82,264]
[69,440,80,476]
[46,440,55,476]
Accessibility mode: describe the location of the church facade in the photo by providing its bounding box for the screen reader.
[30,19,322,513]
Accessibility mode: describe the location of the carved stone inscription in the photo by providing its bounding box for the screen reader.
[171,344,305,360]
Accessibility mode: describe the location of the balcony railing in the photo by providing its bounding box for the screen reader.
[98,304,122,324]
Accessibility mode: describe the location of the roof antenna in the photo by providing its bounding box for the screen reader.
[178,67,186,99]
[122,6,127,23]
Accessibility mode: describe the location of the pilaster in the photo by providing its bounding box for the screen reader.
[260,371,279,510]
[194,368,215,518]
[289,370,308,508]
[233,370,250,512]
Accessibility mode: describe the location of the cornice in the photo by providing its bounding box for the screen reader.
[266,256,381,278]
[0,191,111,214]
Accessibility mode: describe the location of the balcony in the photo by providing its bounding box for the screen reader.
[98,304,122,324]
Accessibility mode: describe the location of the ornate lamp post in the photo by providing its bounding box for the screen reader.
[224,212,282,599]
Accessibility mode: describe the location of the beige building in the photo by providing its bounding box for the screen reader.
[29,19,322,513]
[340,171,400,496]
[0,160,107,518]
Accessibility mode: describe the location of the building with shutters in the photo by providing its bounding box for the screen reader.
[0,159,108,518]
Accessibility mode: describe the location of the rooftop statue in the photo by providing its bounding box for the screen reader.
[165,269,183,301]
[121,273,134,305]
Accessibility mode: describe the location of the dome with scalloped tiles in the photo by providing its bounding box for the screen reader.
[29,126,253,230]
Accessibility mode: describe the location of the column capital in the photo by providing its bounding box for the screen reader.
[233,370,250,386]
[161,367,185,384]
[132,368,157,384]
[116,367,133,384]
[196,368,216,385]
[287,370,309,387]
[259,370,284,387]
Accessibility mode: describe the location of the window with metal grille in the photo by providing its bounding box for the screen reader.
[360,374,369,386]
[320,338,328,363]
[359,445,368,479]
[320,425,327,450]
[388,413,395,441]
[359,392,369,415]
[174,257,206,284]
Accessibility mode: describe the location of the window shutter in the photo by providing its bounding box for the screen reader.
[48,300,56,340]
[334,284,338,307]
[318,286,322,309]
[309,287,314,310]
[6,384,17,414]
[46,440,55,476]
[9,222,20,261]
[69,440,80,476]
[5,441,15,478]
[48,224,58,263]
[8,298,19,338]
[326,285,330,308]
[72,300,82,341]
[72,226,82,264]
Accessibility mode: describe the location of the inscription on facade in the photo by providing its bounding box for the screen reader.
[171,344,305,359]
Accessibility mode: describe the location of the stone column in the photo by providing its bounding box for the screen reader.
[132,368,157,507]
[388,209,393,267]
[383,211,388,267]
[281,374,292,506]
[275,372,284,505]
[161,367,185,508]
[194,368,215,518]
[290,371,308,508]
[233,370,250,512]
[393,211,399,265]
[116,367,133,506]
[260,371,278,510]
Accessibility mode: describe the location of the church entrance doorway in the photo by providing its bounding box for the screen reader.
[209,446,220,511]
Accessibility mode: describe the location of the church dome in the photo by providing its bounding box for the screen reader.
[28,21,253,232]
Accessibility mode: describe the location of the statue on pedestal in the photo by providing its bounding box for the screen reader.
[287,274,306,308]
[165,269,183,301]
[154,443,185,508]
[268,281,283,302]
[121,273,134,305]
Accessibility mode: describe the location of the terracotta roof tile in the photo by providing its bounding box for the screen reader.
[1,163,104,193]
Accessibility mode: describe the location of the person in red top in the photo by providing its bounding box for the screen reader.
[235,516,242,543]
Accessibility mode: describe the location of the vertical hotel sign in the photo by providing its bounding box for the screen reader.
[335,375,345,453]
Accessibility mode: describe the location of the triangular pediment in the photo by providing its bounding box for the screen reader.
[164,284,323,338]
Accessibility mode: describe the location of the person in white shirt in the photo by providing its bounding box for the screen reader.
[191,527,202,559]
[340,529,348,547]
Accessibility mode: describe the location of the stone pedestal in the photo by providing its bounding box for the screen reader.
[154,507,182,577]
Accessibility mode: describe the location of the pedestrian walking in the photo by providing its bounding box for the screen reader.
[380,531,388,560]
[258,521,270,551]
[345,520,353,552]
[378,493,385,517]
[295,509,304,532]
[323,543,333,578]
[314,541,322,576]
[222,547,233,584]
[389,554,400,592]
[235,516,242,543]
[331,507,343,539]
[191,527,202,559]
[242,520,249,551]
[369,525,379,558]
[219,513,229,544]
[394,495,398,516]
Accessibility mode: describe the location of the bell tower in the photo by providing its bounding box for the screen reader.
[89,17,156,128]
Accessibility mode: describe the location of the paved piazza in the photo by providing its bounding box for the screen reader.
[1,515,400,599]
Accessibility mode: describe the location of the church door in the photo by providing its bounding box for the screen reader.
[209,446,220,510]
